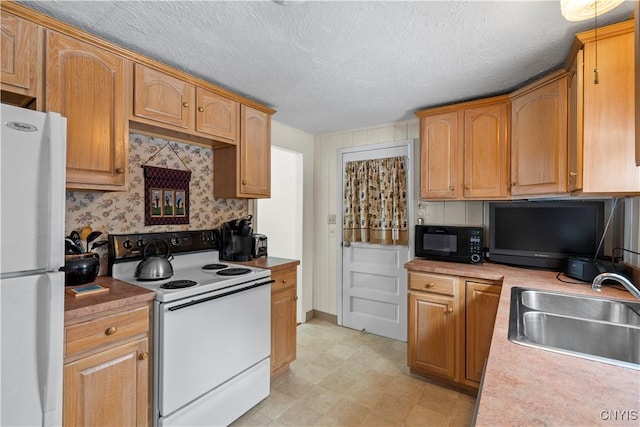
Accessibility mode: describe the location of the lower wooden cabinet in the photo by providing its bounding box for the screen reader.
[63,303,151,426]
[408,290,458,381]
[464,281,501,383]
[270,266,297,377]
[407,270,501,390]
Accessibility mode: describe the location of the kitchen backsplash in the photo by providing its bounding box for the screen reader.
[66,133,248,236]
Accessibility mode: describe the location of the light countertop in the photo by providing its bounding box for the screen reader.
[405,260,640,426]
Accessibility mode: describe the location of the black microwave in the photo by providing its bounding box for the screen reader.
[415,225,483,264]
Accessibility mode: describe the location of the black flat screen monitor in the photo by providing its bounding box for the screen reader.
[489,201,605,270]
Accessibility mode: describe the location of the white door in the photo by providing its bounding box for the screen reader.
[339,141,412,342]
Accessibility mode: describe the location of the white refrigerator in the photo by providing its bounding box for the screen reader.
[1,103,67,426]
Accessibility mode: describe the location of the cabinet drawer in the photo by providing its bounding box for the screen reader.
[65,306,149,358]
[271,269,297,294]
[408,271,457,295]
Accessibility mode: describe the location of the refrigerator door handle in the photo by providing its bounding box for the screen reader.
[40,272,64,426]
[45,113,67,272]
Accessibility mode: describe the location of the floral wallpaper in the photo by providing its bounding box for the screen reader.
[66,133,248,237]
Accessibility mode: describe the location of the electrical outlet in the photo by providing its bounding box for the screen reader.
[328,214,336,224]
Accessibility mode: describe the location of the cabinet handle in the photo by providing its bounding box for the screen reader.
[138,352,149,361]
[115,167,125,174]
[424,282,434,288]
[198,106,204,112]
[242,180,247,185]
[182,102,189,108]
[569,172,578,177]
[105,326,117,336]
[449,186,455,191]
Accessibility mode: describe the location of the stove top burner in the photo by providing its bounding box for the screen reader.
[202,263,228,270]
[161,280,198,289]
[216,268,252,276]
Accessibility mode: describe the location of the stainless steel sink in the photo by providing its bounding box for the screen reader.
[509,287,640,370]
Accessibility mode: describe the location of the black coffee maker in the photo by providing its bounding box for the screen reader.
[216,215,254,261]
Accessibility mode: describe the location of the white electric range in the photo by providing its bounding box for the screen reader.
[109,230,272,427]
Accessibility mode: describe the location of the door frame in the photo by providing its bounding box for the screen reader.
[336,139,415,327]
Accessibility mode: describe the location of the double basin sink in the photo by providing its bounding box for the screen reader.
[509,287,640,370]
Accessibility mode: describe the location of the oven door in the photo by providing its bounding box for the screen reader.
[157,281,271,419]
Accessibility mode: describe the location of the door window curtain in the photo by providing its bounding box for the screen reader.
[343,156,408,245]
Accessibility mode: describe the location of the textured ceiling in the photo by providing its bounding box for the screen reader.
[20,0,635,135]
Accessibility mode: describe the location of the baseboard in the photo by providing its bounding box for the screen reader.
[305,309,338,324]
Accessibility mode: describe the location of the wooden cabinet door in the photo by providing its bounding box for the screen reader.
[582,29,640,193]
[271,285,297,376]
[195,87,239,143]
[239,105,271,197]
[1,11,40,100]
[420,112,461,199]
[46,31,129,189]
[63,338,149,427]
[510,74,568,196]
[463,102,509,198]
[465,281,500,384]
[134,63,194,129]
[408,291,457,380]
[567,49,584,192]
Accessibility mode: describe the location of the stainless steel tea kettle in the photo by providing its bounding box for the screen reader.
[135,239,174,280]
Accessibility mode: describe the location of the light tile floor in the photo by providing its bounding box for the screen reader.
[232,319,476,427]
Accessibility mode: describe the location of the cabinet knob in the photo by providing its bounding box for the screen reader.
[445,306,454,314]
[424,282,434,288]
[242,180,247,185]
[138,352,149,361]
[569,172,578,177]
[294,296,298,301]
[198,106,204,112]
[449,186,455,191]
[511,181,516,187]
[115,167,125,174]
[105,326,117,336]
[464,185,470,190]
[182,102,189,108]
[282,279,287,284]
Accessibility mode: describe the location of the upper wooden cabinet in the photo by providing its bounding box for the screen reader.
[0,10,42,108]
[133,64,193,129]
[568,20,639,195]
[132,63,239,145]
[46,31,130,191]
[416,96,510,200]
[510,71,568,197]
[214,105,271,198]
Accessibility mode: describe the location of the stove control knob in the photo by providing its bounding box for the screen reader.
[201,233,209,242]
[170,235,181,246]
[122,239,133,250]
[136,239,145,249]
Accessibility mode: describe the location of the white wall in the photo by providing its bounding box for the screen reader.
[267,120,315,321]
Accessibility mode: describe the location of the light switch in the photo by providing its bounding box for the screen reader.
[328,214,336,224]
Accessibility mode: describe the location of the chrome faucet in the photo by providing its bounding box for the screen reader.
[592,272,640,301]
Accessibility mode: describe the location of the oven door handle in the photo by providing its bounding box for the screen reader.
[167,279,275,311]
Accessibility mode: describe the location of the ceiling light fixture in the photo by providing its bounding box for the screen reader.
[560,0,625,21]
